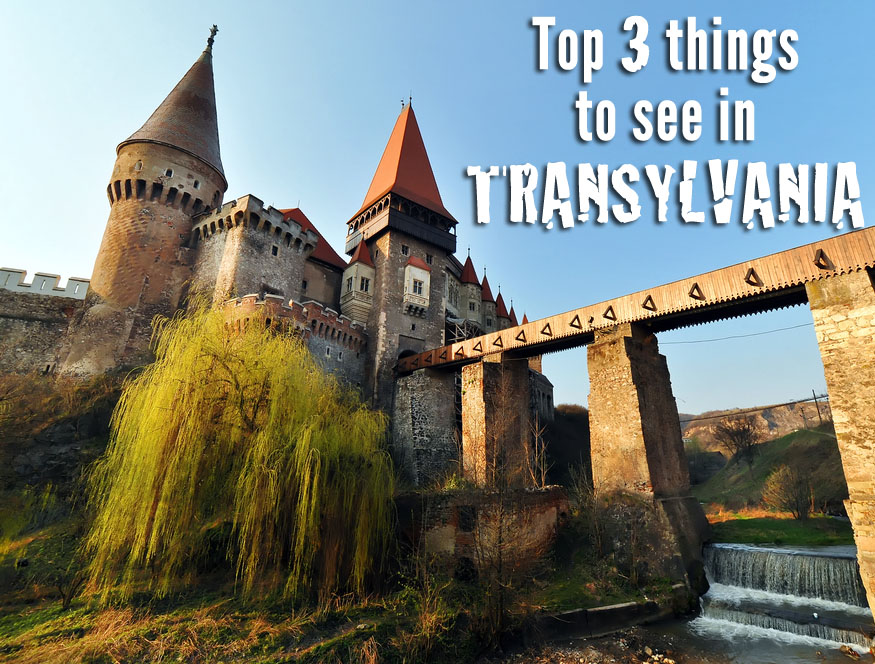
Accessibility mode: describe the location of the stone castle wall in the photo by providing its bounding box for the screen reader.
[223,294,367,387]
[0,289,83,374]
[191,195,319,304]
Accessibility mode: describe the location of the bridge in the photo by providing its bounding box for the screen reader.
[392,226,875,614]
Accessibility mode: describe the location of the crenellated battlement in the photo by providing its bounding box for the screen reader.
[223,294,367,351]
[0,268,89,300]
[191,194,319,254]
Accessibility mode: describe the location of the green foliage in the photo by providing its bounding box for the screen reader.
[84,303,394,602]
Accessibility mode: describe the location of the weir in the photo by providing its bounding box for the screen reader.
[695,544,874,651]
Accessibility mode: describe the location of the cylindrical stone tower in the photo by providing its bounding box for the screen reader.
[62,28,227,374]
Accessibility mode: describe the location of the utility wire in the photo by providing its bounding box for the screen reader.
[661,322,813,345]
[679,394,828,425]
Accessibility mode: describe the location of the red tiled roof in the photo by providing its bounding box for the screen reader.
[481,275,495,303]
[460,256,479,285]
[522,313,528,324]
[353,104,455,222]
[349,239,375,268]
[509,306,518,326]
[406,256,431,272]
[119,45,225,182]
[280,208,347,271]
[496,293,509,318]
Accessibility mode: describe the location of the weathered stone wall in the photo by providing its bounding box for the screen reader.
[391,369,457,485]
[587,323,709,593]
[396,486,569,576]
[301,260,342,310]
[223,295,367,388]
[587,323,690,497]
[191,195,318,304]
[365,224,448,410]
[806,268,875,615]
[0,290,82,374]
[530,368,554,424]
[461,356,531,487]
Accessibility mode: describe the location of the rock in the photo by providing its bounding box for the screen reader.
[839,645,861,660]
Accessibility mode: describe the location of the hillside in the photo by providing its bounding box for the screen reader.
[691,424,847,513]
[682,398,831,452]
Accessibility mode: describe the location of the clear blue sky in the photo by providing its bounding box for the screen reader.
[1,1,872,414]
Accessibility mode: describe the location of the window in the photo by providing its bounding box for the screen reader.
[193,180,200,189]
[411,324,416,331]
[486,318,493,326]
[326,347,331,357]
[412,279,423,295]
[271,245,279,256]
[360,277,370,292]
[401,244,409,256]
[165,168,173,177]
[469,301,476,312]
[302,279,308,291]
[346,277,353,292]
[426,254,433,265]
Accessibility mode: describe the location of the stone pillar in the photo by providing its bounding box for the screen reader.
[392,369,457,486]
[461,355,531,488]
[806,268,875,615]
[588,323,709,592]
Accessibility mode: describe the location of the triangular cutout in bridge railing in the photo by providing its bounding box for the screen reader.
[814,248,834,270]
[642,295,656,311]
[744,267,763,287]
[473,341,482,352]
[688,283,705,300]
[569,314,582,329]
[603,305,616,321]
[493,336,503,348]
[541,323,553,337]
[454,347,465,359]
[516,329,527,342]
[439,349,447,361]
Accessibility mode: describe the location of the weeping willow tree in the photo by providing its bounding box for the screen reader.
[85,303,393,602]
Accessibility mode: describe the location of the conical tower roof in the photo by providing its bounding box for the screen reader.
[349,239,375,268]
[118,29,225,184]
[481,275,495,303]
[509,305,518,326]
[460,255,479,285]
[496,292,509,319]
[354,104,455,221]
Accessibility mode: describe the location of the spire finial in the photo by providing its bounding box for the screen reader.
[206,24,218,52]
[467,246,470,257]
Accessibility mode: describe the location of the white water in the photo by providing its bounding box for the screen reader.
[691,543,874,654]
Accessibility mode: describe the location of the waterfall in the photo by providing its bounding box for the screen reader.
[691,543,874,651]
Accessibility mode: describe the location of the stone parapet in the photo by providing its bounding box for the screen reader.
[0,269,89,300]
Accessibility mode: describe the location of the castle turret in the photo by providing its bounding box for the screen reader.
[345,103,457,408]
[495,291,511,330]
[459,255,482,327]
[62,28,228,374]
[480,274,496,333]
[341,239,375,325]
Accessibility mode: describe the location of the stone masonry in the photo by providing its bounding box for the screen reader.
[461,355,531,488]
[806,268,875,616]
[587,323,709,592]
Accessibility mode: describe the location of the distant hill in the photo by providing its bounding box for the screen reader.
[682,398,831,453]
[691,424,847,513]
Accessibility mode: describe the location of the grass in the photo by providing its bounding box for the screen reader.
[707,511,854,546]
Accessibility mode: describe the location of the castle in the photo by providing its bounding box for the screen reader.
[0,30,553,424]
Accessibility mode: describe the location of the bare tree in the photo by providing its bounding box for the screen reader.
[715,415,760,473]
[762,465,813,521]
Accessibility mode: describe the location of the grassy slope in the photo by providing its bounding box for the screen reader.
[692,425,854,546]
[692,425,846,509]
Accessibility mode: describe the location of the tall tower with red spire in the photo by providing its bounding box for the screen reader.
[62,28,228,374]
[345,103,457,408]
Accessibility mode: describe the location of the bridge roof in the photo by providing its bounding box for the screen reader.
[398,227,875,373]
